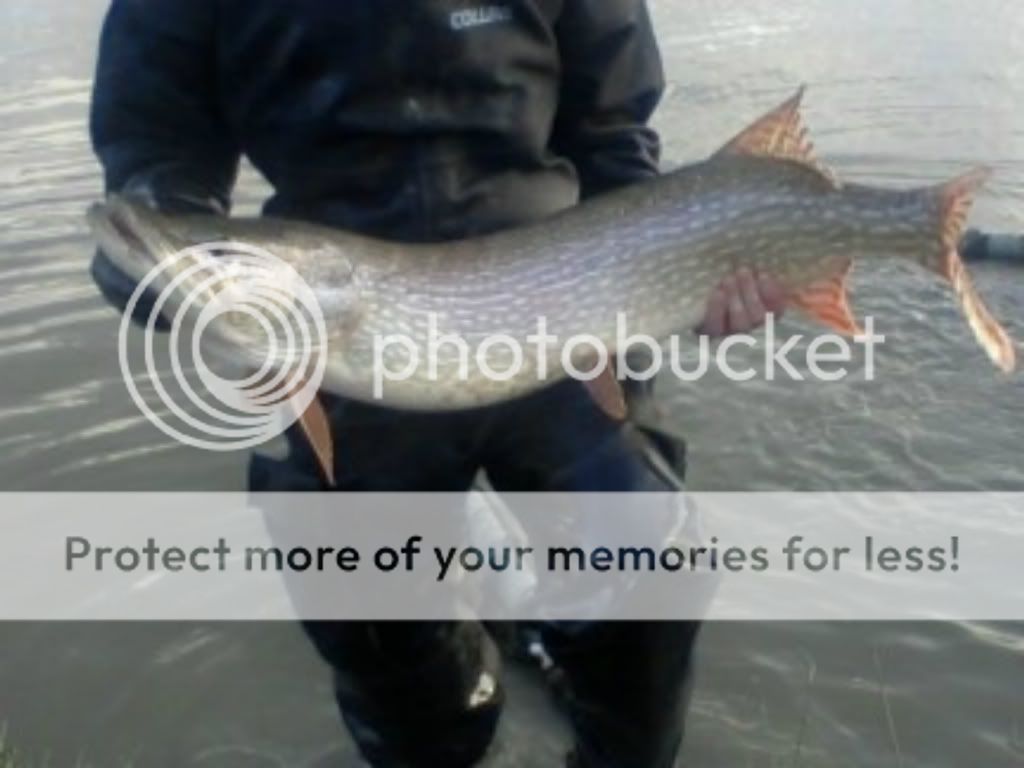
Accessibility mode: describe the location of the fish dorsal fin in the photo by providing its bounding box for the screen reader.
[789,259,863,336]
[715,86,838,186]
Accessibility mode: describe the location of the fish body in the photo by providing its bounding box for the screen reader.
[89,88,1017,414]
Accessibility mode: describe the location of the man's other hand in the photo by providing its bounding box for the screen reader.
[698,267,786,337]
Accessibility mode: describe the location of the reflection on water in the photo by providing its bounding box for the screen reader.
[0,0,1021,765]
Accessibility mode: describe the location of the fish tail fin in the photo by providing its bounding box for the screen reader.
[923,167,1016,373]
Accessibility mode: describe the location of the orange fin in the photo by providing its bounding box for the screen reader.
[715,85,838,186]
[295,395,336,487]
[789,260,863,336]
[926,167,1016,373]
[585,365,628,422]
[242,375,337,485]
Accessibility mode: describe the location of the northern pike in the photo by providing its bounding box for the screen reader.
[89,88,1017,481]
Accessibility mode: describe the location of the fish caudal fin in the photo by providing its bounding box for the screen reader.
[925,168,1016,373]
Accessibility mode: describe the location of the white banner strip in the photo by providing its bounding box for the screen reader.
[1,492,1021,621]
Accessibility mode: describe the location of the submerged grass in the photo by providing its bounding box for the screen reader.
[0,726,122,768]
[0,730,24,768]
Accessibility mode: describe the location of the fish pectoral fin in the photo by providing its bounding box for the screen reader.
[789,260,863,337]
[243,374,336,486]
[926,168,1016,373]
[585,364,629,422]
[295,393,336,487]
[715,85,838,186]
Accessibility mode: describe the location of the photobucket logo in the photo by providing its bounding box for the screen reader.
[119,243,327,451]
[372,313,886,397]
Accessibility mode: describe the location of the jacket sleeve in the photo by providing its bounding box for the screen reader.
[551,0,665,200]
[89,0,239,322]
[91,0,239,212]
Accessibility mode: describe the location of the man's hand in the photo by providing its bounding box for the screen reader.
[699,267,786,337]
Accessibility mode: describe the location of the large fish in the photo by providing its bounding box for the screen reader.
[89,88,1017,482]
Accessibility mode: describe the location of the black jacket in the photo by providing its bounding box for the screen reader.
[90,0,665,300]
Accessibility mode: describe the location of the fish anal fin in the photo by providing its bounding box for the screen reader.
[585,365,628,422]
[715,85,838,186]
[789,260,863,337]
[927,167,1016,373]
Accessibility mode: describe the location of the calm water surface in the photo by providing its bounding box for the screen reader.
[0,0,1021,765]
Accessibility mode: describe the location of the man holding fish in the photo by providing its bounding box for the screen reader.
[87,0,1013,766]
